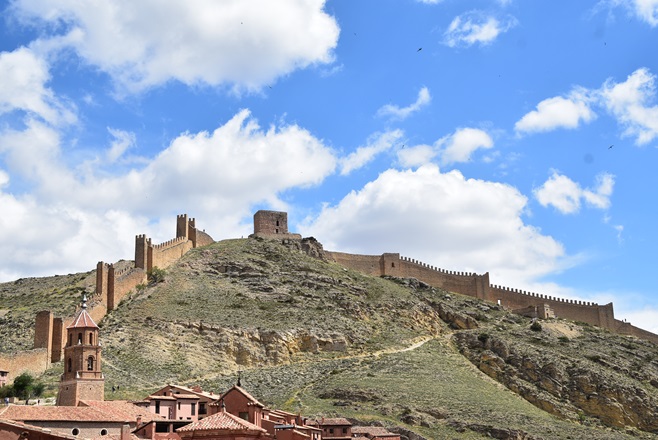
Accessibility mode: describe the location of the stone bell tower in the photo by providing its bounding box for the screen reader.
[57,295,104,406]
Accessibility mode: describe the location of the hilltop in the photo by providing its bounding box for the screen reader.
[3,237,658,439]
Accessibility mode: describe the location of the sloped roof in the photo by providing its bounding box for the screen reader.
[79,400,165,423]
[166,384,219,401]
[176,411,266,433]
[308,417,352,426]
[67,307,98,329]
[0,419,78,439]
[1,405,130,423]
[352,426,398,437]
[218,385,264,408]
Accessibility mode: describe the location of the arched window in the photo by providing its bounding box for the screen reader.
[89,333,93,345]
[77,333,82,344]
[87,356,94,371]
[68,358,72,372]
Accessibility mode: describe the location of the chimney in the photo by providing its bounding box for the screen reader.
[120,424,131,440]
[136,415,142,427]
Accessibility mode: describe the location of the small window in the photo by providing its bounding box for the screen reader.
[276,220,280,226]
[71,428,79,436]
[89,333,93,345]
[329,428,334,434]
[100,429,108,436]
[68,358,72,372]
[343,427,347,434]
[239,412,249,421]
[78,333,82,344]
[87,356,94,371]
[191,403,196,416]
[155,401,160,414]
[177,402,181,410]
[392,262,395,268]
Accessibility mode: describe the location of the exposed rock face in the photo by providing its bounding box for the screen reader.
[454,331,658,432]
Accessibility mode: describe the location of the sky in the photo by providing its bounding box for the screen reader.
[1,0,658,331]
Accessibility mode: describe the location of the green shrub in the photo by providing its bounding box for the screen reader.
[530,320,542,332]
[147,267,166,285]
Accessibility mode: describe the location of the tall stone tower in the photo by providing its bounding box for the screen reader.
[57,295,105,406]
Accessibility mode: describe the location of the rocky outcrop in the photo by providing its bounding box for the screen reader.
[454,331,658,432]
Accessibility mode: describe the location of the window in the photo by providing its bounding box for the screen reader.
[191,403,196,416]
[78,333,82,344]
[177,402,180,410]
[329,428,334,434]
[87,356,94,371]
[100,429,108,436]
[68,358,72,372]
[239,412,249,421]
[392,262,395,268]
[155,401,160,414]
[276,220,280,226]
[343,428,347,434]
[199,402,207,415]
[71,428,79,436]
[89,333,93,345]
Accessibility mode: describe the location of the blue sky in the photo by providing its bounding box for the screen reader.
[1,0,658,331]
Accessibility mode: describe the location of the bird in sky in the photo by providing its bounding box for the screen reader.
[417,47,422,52]
[609,144,614,149]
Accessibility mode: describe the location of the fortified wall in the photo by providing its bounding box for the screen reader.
[27,214,214,375]
[324,251,658,344]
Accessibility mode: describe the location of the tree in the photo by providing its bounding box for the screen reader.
[12,373,34,400]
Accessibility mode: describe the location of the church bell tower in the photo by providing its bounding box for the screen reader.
[57,295,104,406]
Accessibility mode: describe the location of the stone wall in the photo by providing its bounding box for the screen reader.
[0,349,50,383]
[327,248,657,344]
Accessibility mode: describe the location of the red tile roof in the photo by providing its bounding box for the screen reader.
[79,400,165,423]
[67,308,98,329]
[1,405,130,423]
[352,426,398,437]
[0,419,77,439]
[308,417,352,426]
[218,385,264,408]
[177,411,266,433]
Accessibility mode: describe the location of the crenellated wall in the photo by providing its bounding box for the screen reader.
[326,249,658,344]
[27,214,214,378]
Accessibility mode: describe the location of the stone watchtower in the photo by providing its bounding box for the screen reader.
[251,210,301,239]
[57,295,104,406]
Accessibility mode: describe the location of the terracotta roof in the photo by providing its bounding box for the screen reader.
[167,384,218,400]
[170,394,200,400]
[79,400,165,423]
[0,419,78,439]
[177,411,266,433]
[219,385,264,408]
[308,417,352,426]
[1,405,131,423]
[147,395,177,401]
[352,426,394,435]
[67,308,98,329]
[353,437,369,440]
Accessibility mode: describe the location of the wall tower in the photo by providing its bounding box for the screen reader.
[57,295,104,406]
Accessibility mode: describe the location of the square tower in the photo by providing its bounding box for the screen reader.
[253,211,289,236]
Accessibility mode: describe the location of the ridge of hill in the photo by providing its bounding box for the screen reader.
[3,237,658,439]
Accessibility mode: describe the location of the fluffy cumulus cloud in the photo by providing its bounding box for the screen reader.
[437,127,494,165]
[376,87,431,121]
[515,89,596,134]
[599,68,658,145]
[443,11,517,48]
[0,47,75,124]
[0,109,337,281]
[340,130,403,175]
[301,164,566,287]
[534,171,615,214]
[12,0,340,93]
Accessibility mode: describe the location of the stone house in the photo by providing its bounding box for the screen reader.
[307,418,352,440]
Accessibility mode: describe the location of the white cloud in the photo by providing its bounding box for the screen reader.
[397,144,436,168]
[443,11,517,48]
[13,0,340,94]
[438,127,494,165]
[610,0,658,26]
[515,90,596,134]
[301,164,567,288]
[106,128,135,163]
[376,87,431,121]
[534,171,615,214]
[340,130,403,175]
[0,47,75,124]
[0,109,338,280]
[599,68,658,145]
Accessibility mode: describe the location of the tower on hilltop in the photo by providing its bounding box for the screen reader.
[57,295,104,406]
[252,210,301,239]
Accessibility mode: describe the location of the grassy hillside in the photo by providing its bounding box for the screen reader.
[3,237,658,439]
